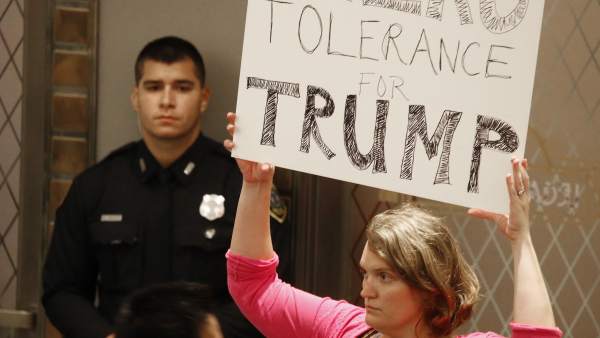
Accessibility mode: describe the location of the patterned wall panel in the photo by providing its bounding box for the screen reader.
[0,0,23,311]
[345,1,600,338]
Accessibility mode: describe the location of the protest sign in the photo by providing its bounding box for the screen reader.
[234,0,545,213]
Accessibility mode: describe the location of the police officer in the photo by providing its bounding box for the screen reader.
[42,36,289,338]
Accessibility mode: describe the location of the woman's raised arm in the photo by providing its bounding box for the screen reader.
[224,112,275,260]
[469,159,556,327]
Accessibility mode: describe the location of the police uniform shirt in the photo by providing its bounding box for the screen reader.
[42,134,264,338]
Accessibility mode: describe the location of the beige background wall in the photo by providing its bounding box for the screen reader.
[97,0,246,159]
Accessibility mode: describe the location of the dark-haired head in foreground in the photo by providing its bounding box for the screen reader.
[115,282,223,338]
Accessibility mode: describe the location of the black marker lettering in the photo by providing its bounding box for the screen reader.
[468,115,519,193]
[462,42,481,76]
[480,0,528,34]
[362,0,422,15]
[300,85,336,159]
[358,72,375,95]
[400,105,462,184]
[426,0,473,25]
[410,29,438,76]
[381,23,408,64]
[360,20,380,61]
[439,38,460,73]
[298,5,323,54]
[266,0,293,43]
[247,77,301,147]
[343,95,389,173]
[328,12,357,58]
[485,44,514,79]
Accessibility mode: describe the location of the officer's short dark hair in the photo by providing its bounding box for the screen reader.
[134,36,206,86]
[115,282,216,338]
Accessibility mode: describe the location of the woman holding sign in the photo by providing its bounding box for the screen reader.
[224,112,561,338]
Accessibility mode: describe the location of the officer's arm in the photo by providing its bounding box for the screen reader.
[42,177,113,338]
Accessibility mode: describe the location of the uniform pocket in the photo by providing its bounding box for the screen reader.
[90,221,142,291]
[175,221,232,252]
[174,224,231,291]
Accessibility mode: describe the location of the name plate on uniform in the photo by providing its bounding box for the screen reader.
[101,214,123,222]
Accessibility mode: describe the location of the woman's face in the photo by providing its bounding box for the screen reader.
[359,242,424,336]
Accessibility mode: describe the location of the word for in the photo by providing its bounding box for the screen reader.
[247,76,519,192]
[357,73,409,101]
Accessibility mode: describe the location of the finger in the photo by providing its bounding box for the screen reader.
[467,208,488,220]
[257,163,275,180]
[512,158,523,193]
[506,174,518,198]
[223,139,234,151]
[468,208,496,221]
[520,160,530,192]
[496,221,507,236]
[226,112,237,124]
[226,123,235,137]
[261,163,275,174]
[468,208,507,227]
[522,158,528,169]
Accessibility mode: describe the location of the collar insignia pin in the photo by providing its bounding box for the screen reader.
[139,158,147,173]
[184,162,195,176]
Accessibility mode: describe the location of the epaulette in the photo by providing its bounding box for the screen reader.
[270,184,287,224]
[98,141,138,163]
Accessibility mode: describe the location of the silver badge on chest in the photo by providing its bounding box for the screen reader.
[199,194,225,221]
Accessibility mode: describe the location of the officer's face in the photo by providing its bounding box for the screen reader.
[131,58,211,143]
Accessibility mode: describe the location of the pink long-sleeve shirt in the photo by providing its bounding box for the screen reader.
[227,251,562,338]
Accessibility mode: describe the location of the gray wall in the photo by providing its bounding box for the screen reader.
[97,0,247,159]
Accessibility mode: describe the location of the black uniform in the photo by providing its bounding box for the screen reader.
[43,134,289,338]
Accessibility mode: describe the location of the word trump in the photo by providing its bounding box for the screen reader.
[247,76,519,193]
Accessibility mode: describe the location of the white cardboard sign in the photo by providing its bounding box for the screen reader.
[234,0,545,213]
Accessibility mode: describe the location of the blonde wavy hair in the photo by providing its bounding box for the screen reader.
[366,204,480,336]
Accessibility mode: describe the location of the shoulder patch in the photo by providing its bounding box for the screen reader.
[270,185,287,224]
